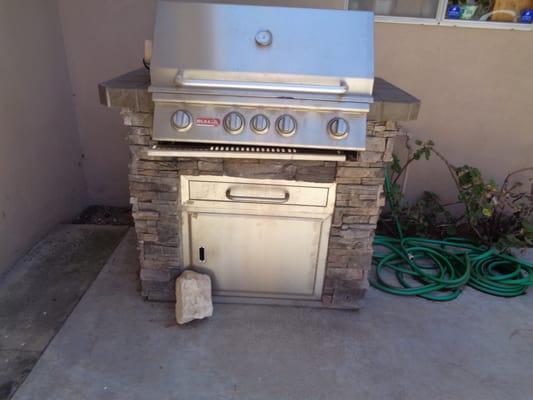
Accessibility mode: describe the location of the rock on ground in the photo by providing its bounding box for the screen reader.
[175,270,213,324]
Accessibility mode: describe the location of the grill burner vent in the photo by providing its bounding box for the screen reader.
[147,143,347,161]
[209,145,297,153]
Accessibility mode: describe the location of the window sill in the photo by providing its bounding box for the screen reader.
[375,15,533,30]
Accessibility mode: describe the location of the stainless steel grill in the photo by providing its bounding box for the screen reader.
[149,1,374,156]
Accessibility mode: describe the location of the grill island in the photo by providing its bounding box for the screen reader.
[99,2,420,309]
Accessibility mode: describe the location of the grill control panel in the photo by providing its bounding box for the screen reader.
[158,104,366,151]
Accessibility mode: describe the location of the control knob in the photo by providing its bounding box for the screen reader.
[251,114,269,134]
[328,117,349,139]
[223,112,245,135]
[275,115,297,137]
[171,110,192,131]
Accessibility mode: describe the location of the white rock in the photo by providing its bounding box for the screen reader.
[175,270,213,325]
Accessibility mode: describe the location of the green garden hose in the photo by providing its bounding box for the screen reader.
[370,169,533,300]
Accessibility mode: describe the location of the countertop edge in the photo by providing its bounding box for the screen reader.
[98,69,420,121]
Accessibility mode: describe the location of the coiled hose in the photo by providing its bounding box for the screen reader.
[370,170,533,300]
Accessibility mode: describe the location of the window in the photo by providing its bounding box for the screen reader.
[348,0,533,29]
[349,0,440,19]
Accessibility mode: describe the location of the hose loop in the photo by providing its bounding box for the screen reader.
[370,167,533,300]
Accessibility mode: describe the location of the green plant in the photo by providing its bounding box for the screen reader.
[454,165,533,248]
[379,138,533,249]
[380,139,455,239]
[406,191,457,237]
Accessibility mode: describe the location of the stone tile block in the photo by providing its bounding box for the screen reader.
[332,288,365,307]
[121,112,153,127]
[358,151,383,163]
[175,271,213,324]
[198,160,223,172]
[365,137,387,152]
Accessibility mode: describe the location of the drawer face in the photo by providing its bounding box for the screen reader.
[185,177,332,208]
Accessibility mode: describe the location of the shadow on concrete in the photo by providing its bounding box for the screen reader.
[0,225,127,400]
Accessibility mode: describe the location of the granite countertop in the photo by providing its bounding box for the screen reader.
[99,68,420,121]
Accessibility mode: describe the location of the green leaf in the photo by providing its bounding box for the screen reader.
[391,154,402,174]
[522,220,533,233]
[482,207,493,217]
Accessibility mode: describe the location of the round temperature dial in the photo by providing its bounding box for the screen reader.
[255,30,273,47]
[223,112,245,135]
[171,110,192,132]
[328,117,349,140]
[251,114,269,134]
[275,115,297,137]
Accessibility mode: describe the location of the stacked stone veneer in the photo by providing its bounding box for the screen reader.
[121,108,398,308]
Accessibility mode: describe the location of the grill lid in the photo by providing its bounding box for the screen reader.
[150,1,374,99]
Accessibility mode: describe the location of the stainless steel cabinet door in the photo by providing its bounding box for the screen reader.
[186,212,329,299]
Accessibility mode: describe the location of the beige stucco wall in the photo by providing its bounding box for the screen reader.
[57,0,157,206]
[0,1,87,273]
[375,23,533,203]
[57,0,533,207]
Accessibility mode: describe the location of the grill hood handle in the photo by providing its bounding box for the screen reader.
[175,73,349,95]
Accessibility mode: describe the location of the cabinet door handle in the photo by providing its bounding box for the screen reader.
[225,189,289,203]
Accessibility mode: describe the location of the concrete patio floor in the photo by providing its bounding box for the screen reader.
[0,225,127,400]
[11,230,533,400]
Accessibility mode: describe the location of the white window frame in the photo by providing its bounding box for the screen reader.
[346,0,533,30]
